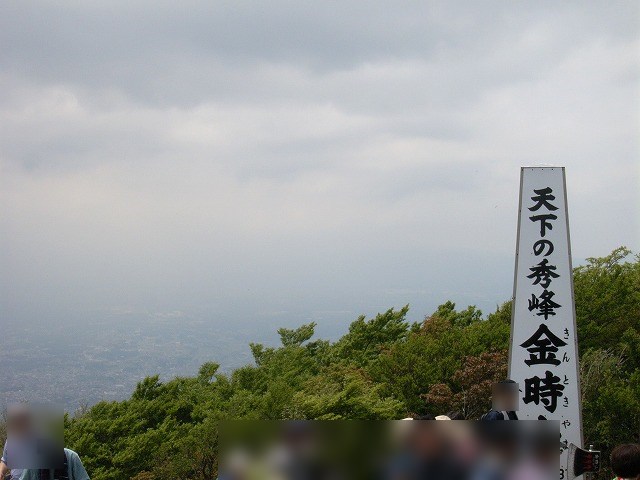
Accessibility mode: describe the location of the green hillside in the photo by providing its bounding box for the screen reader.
[6,247,638,480]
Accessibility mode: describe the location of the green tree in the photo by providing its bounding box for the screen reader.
[574,246,640,359]
[332,306,410,367]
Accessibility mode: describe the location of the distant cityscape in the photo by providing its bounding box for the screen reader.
[0,314,262,412]
[0,297,500,412]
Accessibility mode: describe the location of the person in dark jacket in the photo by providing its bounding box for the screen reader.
[481,380,519,421]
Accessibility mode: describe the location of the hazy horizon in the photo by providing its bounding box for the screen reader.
[1,2,638,401]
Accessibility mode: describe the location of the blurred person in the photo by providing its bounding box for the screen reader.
[1,440,21,479]
[1,405,32,480]
[508,424,559,480]
[610,443,640,480]
[18,449,89,480]
[448,411,466,420]
[386,421,466,480]
[217,448,251,480]
[482,380,519,421]
[470,422,519,480]
[266,422,330,480]
[0,405,89,480]
[415,414,436,420]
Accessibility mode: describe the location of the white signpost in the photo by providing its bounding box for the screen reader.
[508,167,583,479]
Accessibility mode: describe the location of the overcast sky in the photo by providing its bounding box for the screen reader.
[1,1,638,330]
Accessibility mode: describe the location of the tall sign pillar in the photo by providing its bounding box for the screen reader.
[509,167,583,479]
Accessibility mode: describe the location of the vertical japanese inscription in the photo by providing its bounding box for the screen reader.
[522,186,566,411]
[509,168,582,478]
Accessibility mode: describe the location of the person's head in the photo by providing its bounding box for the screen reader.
[610,443,640,479]
[406,422,445,460]
[415,414,436,421]
[6,404,33,437]
[476,421,518,465]
[529,424,560,470]
[492,380,519,412]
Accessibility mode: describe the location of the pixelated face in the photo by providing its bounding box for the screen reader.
[4,404,64,470]
[219,420,560,480]
[6,406,32,436]
[492,382,519,411]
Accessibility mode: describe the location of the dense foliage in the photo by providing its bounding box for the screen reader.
[6,248,639,479]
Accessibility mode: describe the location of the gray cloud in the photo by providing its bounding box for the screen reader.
[0,0,638,330]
